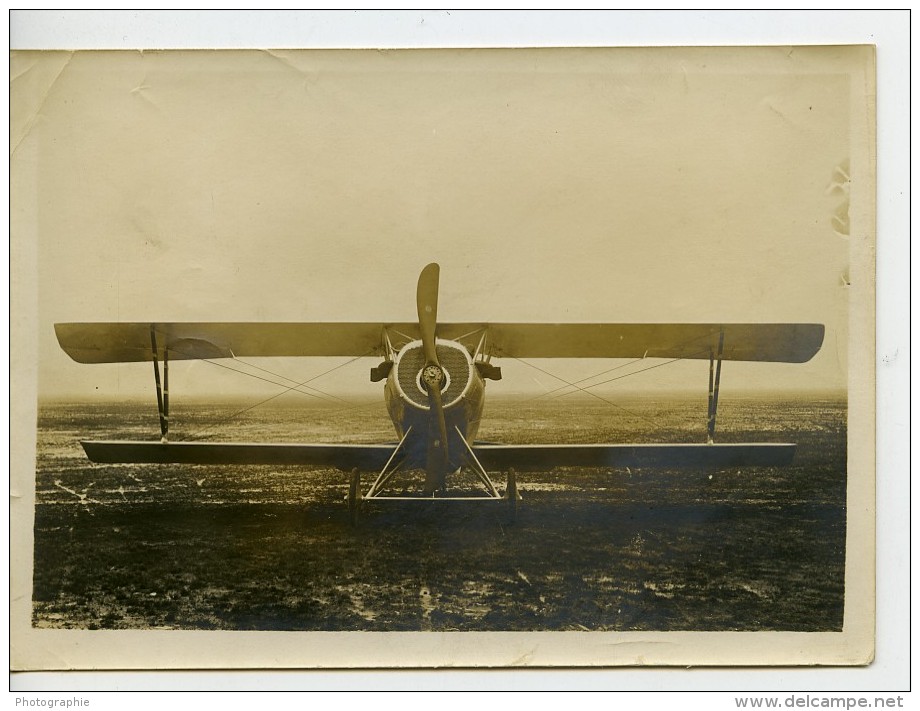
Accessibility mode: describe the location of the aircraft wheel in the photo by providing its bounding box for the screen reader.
[348,469,360,526]
[506,468,518,524]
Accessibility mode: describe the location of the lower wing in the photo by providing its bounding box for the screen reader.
[472,443,795,469]
[80,440,794,470]
[81,441,396,470]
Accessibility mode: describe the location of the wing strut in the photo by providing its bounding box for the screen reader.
[150,327,169,443]
[707,329,724,444]
[364,426,413,499]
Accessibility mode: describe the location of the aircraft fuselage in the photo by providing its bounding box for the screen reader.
[383,338,486,472]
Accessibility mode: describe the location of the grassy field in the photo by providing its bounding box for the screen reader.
[31,393,847,631]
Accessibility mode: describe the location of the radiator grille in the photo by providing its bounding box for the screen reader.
[395,342,472,408]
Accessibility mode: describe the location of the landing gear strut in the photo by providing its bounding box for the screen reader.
[348,468,361,526]
[505,468,519,524]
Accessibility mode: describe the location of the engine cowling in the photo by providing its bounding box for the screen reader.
[391,339,474,411]
[381,338,487,470]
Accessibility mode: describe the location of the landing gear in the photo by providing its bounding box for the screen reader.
[505,468,519,524]
[350,426,515,523]
[348,468,361,526]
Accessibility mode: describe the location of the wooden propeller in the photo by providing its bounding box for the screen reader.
[416,263,449,492]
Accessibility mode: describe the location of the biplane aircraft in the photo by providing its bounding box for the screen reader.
[55,263,824,522]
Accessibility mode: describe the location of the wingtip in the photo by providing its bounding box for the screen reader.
[801,323,826,363]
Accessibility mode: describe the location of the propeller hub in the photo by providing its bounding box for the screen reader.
[421,364,444,389]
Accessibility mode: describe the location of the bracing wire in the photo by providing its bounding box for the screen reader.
[228,356,353,406]
[523,357,642,403]
[508,356,659,426]
[161,339,371,406]
[528,331,720,401]
[162,346,336,404]
[173,348,378,442]
[549,347,711,399]
[507,335,717,428]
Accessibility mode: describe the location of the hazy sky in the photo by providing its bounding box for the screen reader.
[13,47,869,403]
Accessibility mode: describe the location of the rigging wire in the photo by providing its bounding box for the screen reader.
[176,349,377,442]
[528,331,720,402]
[228,356,353,406]
[549,347,712,399]
[161,346,336,404]
[509,339,716,428]
[507,356,659,426]
[161,340,363,406]
[523,357,643,403]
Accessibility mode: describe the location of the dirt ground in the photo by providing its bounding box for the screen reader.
[30,395,847,631]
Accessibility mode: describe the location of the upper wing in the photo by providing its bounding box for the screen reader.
[55,322,824,364]
[54,322,405,363]
[467,323,825,363]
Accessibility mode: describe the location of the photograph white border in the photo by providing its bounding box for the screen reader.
[7,9,909,694]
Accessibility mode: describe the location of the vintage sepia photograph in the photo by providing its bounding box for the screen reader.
[11,43,875,670]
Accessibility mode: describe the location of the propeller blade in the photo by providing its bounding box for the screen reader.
[417,263,440,365]
[417,263,448,492]
[424,382,449,491]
